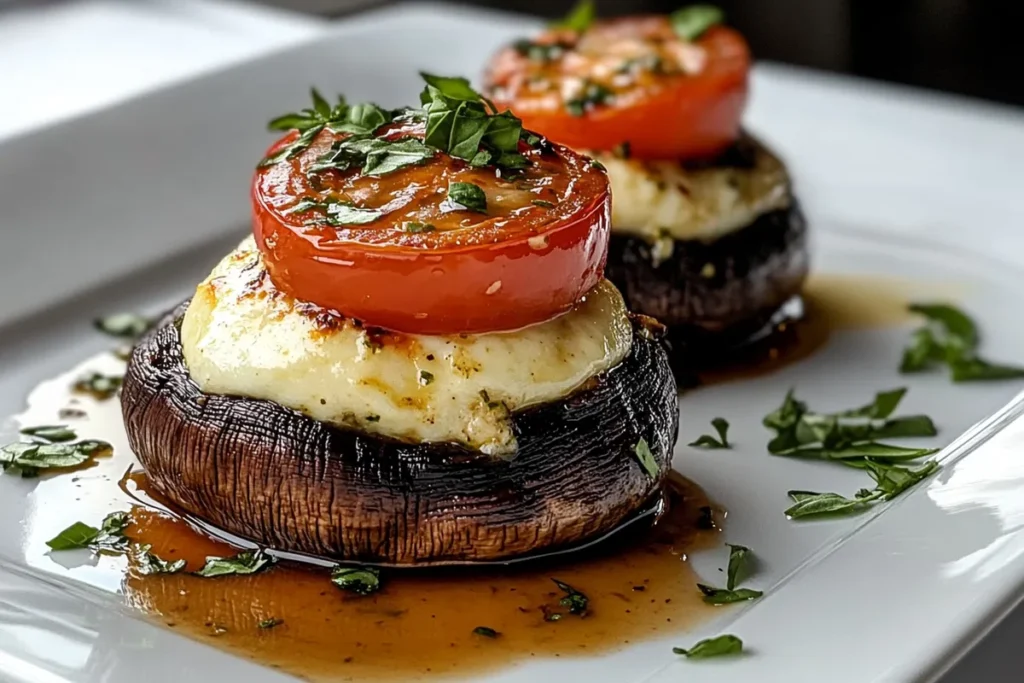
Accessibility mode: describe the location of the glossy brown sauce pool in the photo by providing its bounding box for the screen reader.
[120,473,719,682]
[694,273,964,387]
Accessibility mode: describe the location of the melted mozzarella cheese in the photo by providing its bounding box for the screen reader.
[180,238,632,455]
[591,137,792,244]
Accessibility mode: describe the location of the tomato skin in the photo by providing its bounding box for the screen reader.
[251,129,611,335]
[486,23,751,160]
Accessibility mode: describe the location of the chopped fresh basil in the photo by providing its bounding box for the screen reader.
[566,81,613,116]
[725,544,752,591]
[94,313,153,339]
[688,417,730,449]
[403,221,436,233]
[331,566,381,595]
[73,372,122,400]
[132,544,187,575]
[552,578,589,615]
[421,73,484,102]
[446,182,487,213]
[326,203,385,226]
[512,39,569,63]
[551,0,595,32]
[765,389,941,519]
[20,425,76,443]
[632,437,660,478]
[673,634,743,659]
[1,439,110,476]
[194,549,275,578]
[418,369,435,386]
[531,199,556,208]
[46,510,130,552]
[46,521,101,551]
[333,102,391,135]
[473,626,499,638]
[362,138,435,176]
[901,303,1024,381]
[587,158,606,172]
[259,618,285,630]
[670,5,725,41]
[259,123,326,168]
[697,584,763,605]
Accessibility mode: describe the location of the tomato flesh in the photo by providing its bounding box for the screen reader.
[252,121,611,334]
[485,19,751,160]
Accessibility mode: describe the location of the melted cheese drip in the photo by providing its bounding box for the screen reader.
[180,239,632,455]
[593,138,792,243]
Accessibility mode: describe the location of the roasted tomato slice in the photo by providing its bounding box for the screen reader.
[485,17,750,160]
[252,120,610,335]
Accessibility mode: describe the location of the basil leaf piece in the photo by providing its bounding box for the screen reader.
[20,425,76,443]
[865,459,940,499]
[673,634,743,659]
[697,584,762,605]
[259,123,326,168]
[447,182,487,213]
[1,439,110,474]
[46,521,100,550]
[448,102,493,159]
[94,313,153,339]
[195,549,275,578]
[566,81,613,116]
[132,544,186,575]
[784,491,873,519]
[483,111,522,153]
[310,88,332,119]
[473,626,499,638]
[901,302,1024,381]
[362,138,435,176]
[259,618,285,630]
[420,73,483,103]
[73,373,123,400]
[531,199,555,208]
[512,39,568,63]
[334,102,390,135]
[688,417,730,449]
[725,544,752,591]
[951,357,1024,382]
[551,0,595,32]
[837,387,907,419]
[267,113,319,132]
[670,5,725,41]
[403,222,436,233]
[552,578,589,615]
[326,203,384,226]
[331,566,381,595]
[632,438,659,478]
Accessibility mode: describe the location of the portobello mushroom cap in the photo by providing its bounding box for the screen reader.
[604,200,809,359]
[121,304,678,566]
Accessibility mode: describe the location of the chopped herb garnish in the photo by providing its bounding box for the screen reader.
[566,80,613,116]
[259,618,285,630]
[512,39,569,63]
[46,510,130,552]
[670,5,725,41]
[418,369,435,386]
[194,549,275,578]
[473,626,500,638]
[552,578,589,616]
[550,0,595,32]
[673,634,743,659]
[287,198,384,226]
[132,544,187,575]
[446,182,487,213]
[632,437,660,478]
[73,372,122,400]
[531,199,556,208]
[94,313,153,339]
[725,543,752,591]
[900,303,1024,381]
[697,584,763,605]
[403,221,436,233]
[1,439,111,477]
[688,417,730,449]
[587,158,606,172]
[331,566,381,595]
[20,425,76,443]
[765,389,942,519]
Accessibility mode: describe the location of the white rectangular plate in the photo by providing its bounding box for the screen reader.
[3,3,1024,683]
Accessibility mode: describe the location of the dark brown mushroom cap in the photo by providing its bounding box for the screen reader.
[605,200,809,360]
[121,304,678,566]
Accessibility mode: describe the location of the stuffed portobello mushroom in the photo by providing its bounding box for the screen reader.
[484,5,809,364]
[121,75,679,566]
